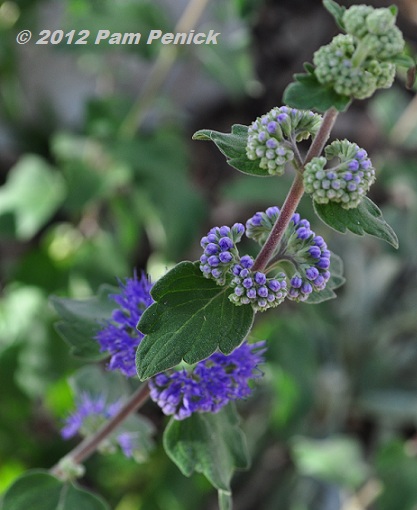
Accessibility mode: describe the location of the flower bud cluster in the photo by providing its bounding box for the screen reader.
[62,393,147,460]
[343,6,404,59]
[199,207,332,308]
[229,255,288,312]
[282,214,331,302]
[245,206,280,244]
[246,106,322,175]
[245,208,331,302]
[313,6,403,100]
[199,223,244,285]
[303,139,376,209]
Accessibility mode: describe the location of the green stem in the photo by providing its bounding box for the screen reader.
[351,39,370,68]
[252,107,339,272]
[50,383,151,478]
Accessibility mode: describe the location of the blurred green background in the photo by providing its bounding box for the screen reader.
[1,0,417,508]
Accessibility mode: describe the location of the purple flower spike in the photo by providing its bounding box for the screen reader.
[149,341,266,420]
[61,393,144,459]
[95,272,153,378]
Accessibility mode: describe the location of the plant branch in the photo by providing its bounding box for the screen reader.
[252,172,305,272]
[252,107,339,272]
[50,383,151,478]
[304,107,339,165]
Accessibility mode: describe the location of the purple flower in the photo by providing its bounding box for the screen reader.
[95,272,153,378]
[61,393,143,459]
[61,393,120,439]
[148,341,267,420]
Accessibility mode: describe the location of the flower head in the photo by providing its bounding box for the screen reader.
[61,393,143,459]
[313,4,404,101]
[246,107,322,175]
[303,139,376,209]
[148,341,266,420]
[245,207,332,302]
[95,272,153,377]
[94,270,268,420]
[343,5,404,59]
[200,223,244,285]
[229,259,287,311]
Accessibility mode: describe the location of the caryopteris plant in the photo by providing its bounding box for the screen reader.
[2,2,415,509]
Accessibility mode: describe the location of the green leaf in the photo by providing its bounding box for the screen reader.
[0,156,66,239]
[388,4,398,17]
[283,71,351,112]
[193,125,270,177]
[1,470,110,510]
[313,197,399,248]
[376,440,417,510]
[322,0,346,30]
[136,262,255,380]
[390,53,415,69]
[163,404,249,492]
[50,285,118,361]
[305,252,345,304]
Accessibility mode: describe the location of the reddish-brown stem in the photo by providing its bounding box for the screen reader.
[50,383,151,478]
[252,172,304,272]
[304,107,339,166]
[252,107,339,272]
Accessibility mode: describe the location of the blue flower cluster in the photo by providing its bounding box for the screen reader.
[229,255,287,311]
[304,139,376,209]
[199,223,244,285]
[148,341,266,420]
[61,393,140,459]
[95,272,153,378]
[247,207,331,302]
[94,272,268,420]
[246,106,322,175]
[202,207,330,304]
[199,207,332,306]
